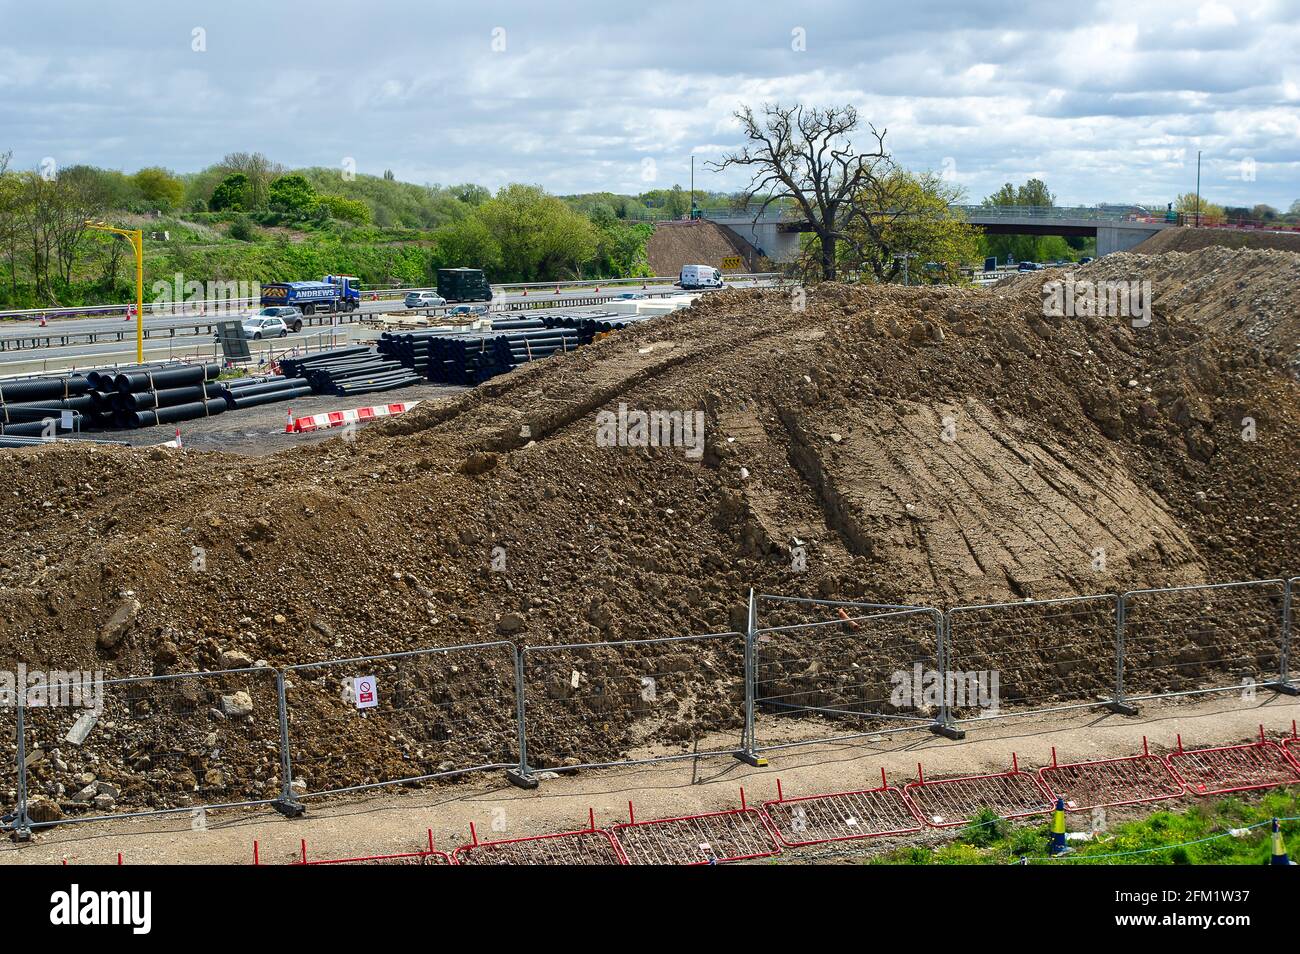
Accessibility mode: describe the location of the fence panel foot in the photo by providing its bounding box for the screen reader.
[735,752,769,767]
[1268,682,1299,697]
[506,768,539,790]
[1104,700,1140,715]
[272,798,306,818]
[930,722,966,740]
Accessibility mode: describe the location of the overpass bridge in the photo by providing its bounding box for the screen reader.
[702,205,1175,262]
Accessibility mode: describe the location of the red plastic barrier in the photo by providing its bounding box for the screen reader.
[904,753,1054,828]
[253,831,452,865]
[1038,738,1184,811]
[1284,721,1300,768]
[762,769,922,847]
[1166,725,1300,796]
[452,809,625,865]
[613,788,782,865]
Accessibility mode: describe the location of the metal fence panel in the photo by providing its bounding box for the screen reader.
[753,600,943,751]
[284,641,518,798]
[519,632,746,774]
[18,666,282,829]
[1120,580,1287,701]
[946,594,1120,723]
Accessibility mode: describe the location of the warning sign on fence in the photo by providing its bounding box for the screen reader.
[353,675,378,710]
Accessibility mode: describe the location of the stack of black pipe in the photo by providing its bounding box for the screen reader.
[280,347,421,397]
[221,374,312,409]
[542,311,653,344]
[95,362,226,429]
[0,373,94,436]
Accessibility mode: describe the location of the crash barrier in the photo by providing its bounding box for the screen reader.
[3,576,1297,837]
[246,728,1300,862]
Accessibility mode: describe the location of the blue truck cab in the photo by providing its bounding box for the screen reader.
[260,275,362,315]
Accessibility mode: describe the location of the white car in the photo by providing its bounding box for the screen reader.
[405,291,447,309]
[241,316,290,339]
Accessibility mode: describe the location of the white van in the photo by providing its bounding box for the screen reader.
[679,264,724,290]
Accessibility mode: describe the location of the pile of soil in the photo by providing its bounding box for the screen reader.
[1132,227,1300,254]
[3,245,1299,808]
[645,220,762,275]
[999,247,1300,374]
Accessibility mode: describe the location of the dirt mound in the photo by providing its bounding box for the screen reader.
[1133,227,1300,254]
[646,220,762,275]
[998,247,1300,373]
[4,244,1299,800]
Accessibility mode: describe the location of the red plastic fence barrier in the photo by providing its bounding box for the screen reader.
[252,831,453,865]
[903,753,1054,828]
[1037,738,1185,811]
[612,788,782,865]
[1166,725,1300,796]
[762,769,922,847]
[452,809,625,865]
[1283,720,1300,769]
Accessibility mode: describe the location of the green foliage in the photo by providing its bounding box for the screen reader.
[961,807,1010,847]
[870,788,1299,866]
[209,173,250,212]
[315,194,372,225]
[132,167,184,210]
[267,174,317,219]
[227,214,256,242]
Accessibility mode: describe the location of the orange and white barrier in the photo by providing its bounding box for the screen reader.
[289,400,421,433]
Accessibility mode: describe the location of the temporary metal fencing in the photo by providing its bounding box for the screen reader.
[1119,579,1291,703]
[944,594,1123,725]
[11,666,283,834]
[749,594,945,753]
[3,576,1298,838]
[517,631,747,775]
[282,641,519,800]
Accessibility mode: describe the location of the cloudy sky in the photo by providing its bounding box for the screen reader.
[2,0,1298,208]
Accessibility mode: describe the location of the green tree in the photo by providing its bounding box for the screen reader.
[132,167,184,210]
[432,215,502,273]
[209,173,250,212]
[839,170,981,283]
[316,193,372,224]
[1174,191,1224,224]
[474,184,598,281]
[267,174,317,218]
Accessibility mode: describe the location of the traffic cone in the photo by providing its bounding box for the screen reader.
[1270,818,1292,865]
[284,408,295,434]
[521,287,527,296]
[1048,797,1068,855]
[174,427,182,450]
[554,286,561,295]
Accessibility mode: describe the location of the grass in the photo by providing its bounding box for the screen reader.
[869,789,1298,865]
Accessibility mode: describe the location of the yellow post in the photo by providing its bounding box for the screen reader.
[85,222,145,363]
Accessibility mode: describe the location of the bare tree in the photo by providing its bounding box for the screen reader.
[710,103,891,281]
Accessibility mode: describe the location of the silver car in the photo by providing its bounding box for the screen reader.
[404,291,447,309]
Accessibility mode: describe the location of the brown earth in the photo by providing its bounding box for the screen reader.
[2,245,1299,813]
[645,220,763,275]
[998,247,1300,374]
[1132,227,1300,254]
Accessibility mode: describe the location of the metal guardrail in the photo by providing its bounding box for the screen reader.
[2,576,1293,838]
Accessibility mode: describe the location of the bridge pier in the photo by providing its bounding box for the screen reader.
[1096,226,1163,256]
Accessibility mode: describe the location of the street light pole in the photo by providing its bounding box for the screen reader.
[86,221,144,363]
